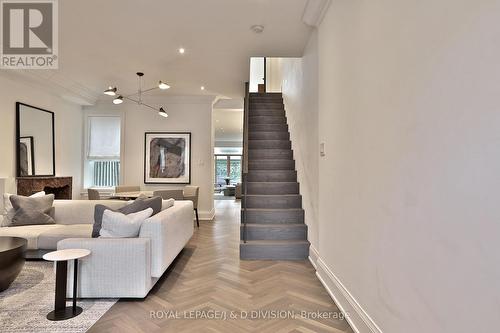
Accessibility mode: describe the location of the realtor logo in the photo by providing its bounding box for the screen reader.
[1,0,58,69]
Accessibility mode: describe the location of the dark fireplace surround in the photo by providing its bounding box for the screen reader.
[17,177,72,199]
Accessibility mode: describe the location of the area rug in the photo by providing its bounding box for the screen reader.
[0,261,117,333]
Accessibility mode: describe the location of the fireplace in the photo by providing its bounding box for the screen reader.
[17,177,73,199]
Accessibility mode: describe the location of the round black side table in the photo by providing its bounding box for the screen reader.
[43,249,90,321]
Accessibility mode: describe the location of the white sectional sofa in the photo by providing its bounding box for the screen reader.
[0,199,194,298]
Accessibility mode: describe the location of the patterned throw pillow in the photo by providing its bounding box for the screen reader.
[9,194,55,226]
[1,191,47,227]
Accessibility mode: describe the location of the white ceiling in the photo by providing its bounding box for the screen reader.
[20,0,313,103]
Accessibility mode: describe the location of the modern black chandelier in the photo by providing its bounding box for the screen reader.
[104,72,170,118]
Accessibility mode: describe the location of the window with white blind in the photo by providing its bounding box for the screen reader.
[86,116,121,188]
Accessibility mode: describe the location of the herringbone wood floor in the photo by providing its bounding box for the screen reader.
[88,200,354,333]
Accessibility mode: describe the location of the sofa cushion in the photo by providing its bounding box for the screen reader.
[53,200,126,225]
[37,224,93,250]
[9,194,55,226]
[100,208,153,238]
[0,224,60,249]
[92,197,162,237]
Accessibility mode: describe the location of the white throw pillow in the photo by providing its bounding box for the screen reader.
[99,207,153,238]
[2,191,46,227]
[161,198,175,211]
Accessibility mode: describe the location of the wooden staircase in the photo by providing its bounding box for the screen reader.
[240,91,309,260]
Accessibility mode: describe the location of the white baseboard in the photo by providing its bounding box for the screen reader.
[316,258,383,333]
[198,208,215,221]
[308,244,320,269]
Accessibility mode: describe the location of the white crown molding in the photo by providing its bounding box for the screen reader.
[213,98,244,110]
[302,0,331,27]
[316,258,383,333]
[1,70,99,106]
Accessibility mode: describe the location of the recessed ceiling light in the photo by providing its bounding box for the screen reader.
[178,48,185,54]
[201,86,205,90]
[250,25,264,34]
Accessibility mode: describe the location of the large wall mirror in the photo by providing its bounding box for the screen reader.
[16,102,55,177]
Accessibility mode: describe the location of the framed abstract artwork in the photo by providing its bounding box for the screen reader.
[144,132,191,184]
[19,136,35,176]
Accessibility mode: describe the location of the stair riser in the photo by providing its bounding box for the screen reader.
[250,109,285,117]
[249,116,286,125]
[249,124,288,132]
[250,103,285,109]
[245,182,299,195]
[249,132,290,140]
[248,150,293,160]
[243,195,302,209]
[248,160,295,170]
[250,97,283,101]
[240,243,309,260]
[250,101,283,105]
[240,225,307,240]
[242,210,304,224]
[250,103,284,107]
[247,171,297,182]
[250,93,282,97]
[248,140,291,149]
[249,99,282,103]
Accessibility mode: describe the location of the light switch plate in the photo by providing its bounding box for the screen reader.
[320,142,326,157]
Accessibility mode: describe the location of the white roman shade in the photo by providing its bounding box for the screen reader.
[88,116,121,159]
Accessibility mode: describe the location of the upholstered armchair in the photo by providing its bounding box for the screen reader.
[87,188,101,200]
[152,189,184,200]
[115,185,140,193]
[183,186,200,227]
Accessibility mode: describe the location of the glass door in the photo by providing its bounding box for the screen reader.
[214,154,242,187]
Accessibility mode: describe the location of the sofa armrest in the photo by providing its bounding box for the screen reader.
[57,237,152,298]
[139,200,194,277]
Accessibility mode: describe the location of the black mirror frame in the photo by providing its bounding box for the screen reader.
[16,102,55,177]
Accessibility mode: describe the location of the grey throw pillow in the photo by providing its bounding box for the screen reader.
[9,194,55,226]
[92,196,162,237]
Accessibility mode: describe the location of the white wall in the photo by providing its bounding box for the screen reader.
[84,96,215,219]
[279,31,320,256]
[313,1,500,332]
[0,74,83,199]
[266,58,283,92]
[249,57,265,92]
